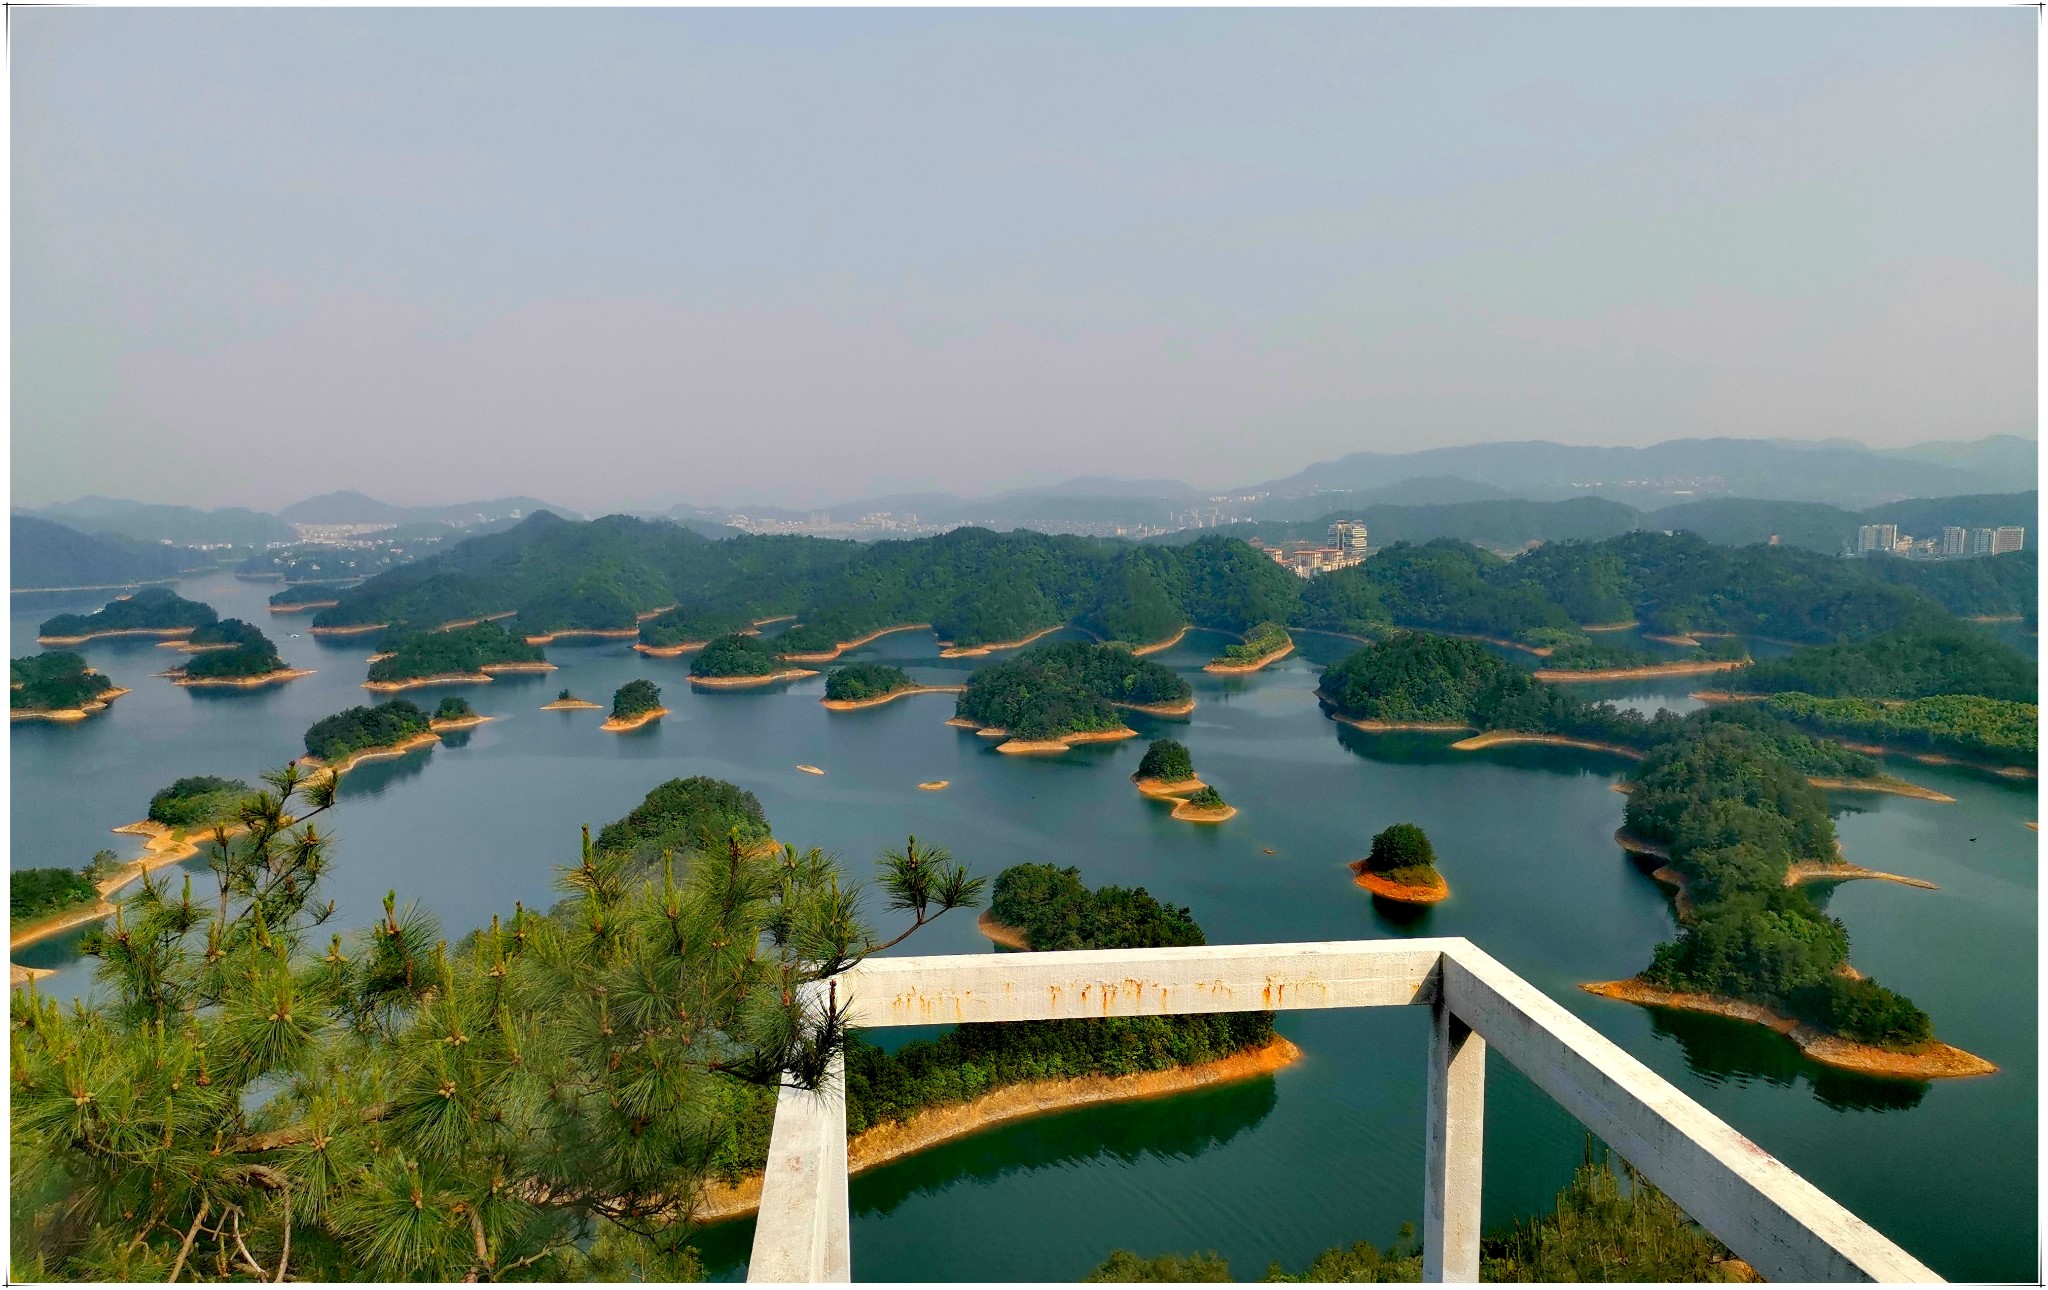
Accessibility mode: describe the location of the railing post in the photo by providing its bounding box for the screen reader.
[746,1041,849,1281]
[1424,991,1485,1282]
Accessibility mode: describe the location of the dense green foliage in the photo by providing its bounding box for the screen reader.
[434,695,476,721]
[610,679,662,720]
[1864,549,2036,623]
[1362,823,1438,883]
[824,662,915,701]
[987,863,1205,951]
[1761,693,2038,764]
[366,621,546,682]
[10,652,115,712]
[1627,726,1931,1048]
[267,582,349,608]
[145,776,254,828]
[1729,624,2034,702]
[176,621,287,680]
[12,868,99,923]
[593,776,773,862]
[1298,540,1572,640]
[1214,621,1292,665]
[12,766,981,1281]
[302,700,432,762]
[1543,638,1661,671]
[39,587,218,639]
[12,515,196,591]
[638,608,754,649]
[1093,1153,1746,1282]
[956,641,1190,739]
[1134,738,1195,783]
[1184,786,1228,809]
[690,633,787,678]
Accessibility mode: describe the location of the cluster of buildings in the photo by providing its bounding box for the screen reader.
[1855,524,2025,559]
[1250,521,1370,578]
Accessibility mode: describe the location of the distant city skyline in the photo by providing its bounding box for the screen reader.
[12,8,2036,512]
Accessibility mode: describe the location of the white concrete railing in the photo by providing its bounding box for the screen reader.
[745,938,1939,1283]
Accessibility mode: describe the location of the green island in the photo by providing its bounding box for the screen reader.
[1132,738,1199,791]
[955,641,1191,748]
[432,695,482,726]
[1173,784,1234,822]
[37,586,218,643]
[1721,622,2034,703]
[365,621,549,687]
[593,776,774,866]
[1350,822,1448,903]
[10,652,120,718]
[147,775,256,827]
[690,631,799,680]
[267,582,349,611]
[822,661,921,707]
[303,700,434,765]
[1320,631,1990,1073]
[604,679,665,729]
[1090,1151,1755,1282]
[1758,693,2037,768]
[12,862,104,928]
[171,620,296,684]
[1206,620,1293,672]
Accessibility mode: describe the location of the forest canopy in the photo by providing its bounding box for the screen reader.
[824,662,915,702]
[146,775,254,828]
[176,621,288,680]
[10,652,115,712]
[956,642,1190,740]
[367,622,546,682]
[39,587,218,639]
[1726,624,2035,703]
[303,700,433,762]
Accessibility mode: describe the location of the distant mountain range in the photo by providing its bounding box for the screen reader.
[12,492,584,551]
[276,491,582,528]
[11,516,201,590]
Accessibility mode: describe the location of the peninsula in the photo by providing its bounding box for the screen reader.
[820,663,963,710]
[11,653,125,722]
[37,587,217,645]
[775,621,932,663]
[689,633,818,687]
[1204,621,1294,674]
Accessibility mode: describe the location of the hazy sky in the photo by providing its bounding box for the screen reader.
[12,8,2036,512]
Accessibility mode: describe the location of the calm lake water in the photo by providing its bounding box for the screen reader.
[11,573,2037,1280]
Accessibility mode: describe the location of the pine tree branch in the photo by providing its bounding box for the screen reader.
[166,1199,209,1283]
[273,1188,291,1284]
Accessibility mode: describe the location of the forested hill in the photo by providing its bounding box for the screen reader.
[12,515,198,590]
[310,512,2027,660]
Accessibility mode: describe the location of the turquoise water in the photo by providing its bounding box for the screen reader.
[11,574,2037,1280]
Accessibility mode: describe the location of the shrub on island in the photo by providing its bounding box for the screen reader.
[595,776,772,862]
[13,866,99,923]
[11,652,116,712]
[367,622,546,683]
[435,695,477,722]
[147,775,254,828]
[1183,786,1228,811]
[690,633,785,678]
[557,689,576,702]
[178,621,288,680]
[303,700,432,762]
[1133,738,1195,785]
[824,663,914,702]
[1211,621,1291,666]
[956,642,1190,740]
[39,587,218,640]
[611,679,662,721]
[1360,823,1441,887]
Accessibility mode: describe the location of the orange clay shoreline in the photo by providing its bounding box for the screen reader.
[688,668,819,689]
[600,707,668,732]
[1125,625,1190,656]
[172,668,315,689]
[362,662,557,692]
[778,622,934,663]
[1350,862,1450,904]
[1579,979,1995,1079]
[541,697,602,711]
[12,817,258,955]
[996,727,1140,754]
[820,684,964,711]
[938,625,1063,658]
[1133,776,1206,798]
[1449,731,1645,758]
[10,686,131,723]
[690,1036,1303,1225]
[977,911,1031,948]
[1615,829,1934,893]
[36,626,197,646]
[266,600,340,614]
[1204,642,1295,674]
[1170,799,1237,823]
[428,714,492,732]
[1328,713,1475,734]
[1535,659,1750,683]
[523,627,639,644]
[632,629,758,658]
[308,622,390,637]
[1114,696,1196,718]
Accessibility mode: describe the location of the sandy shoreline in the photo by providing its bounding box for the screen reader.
[1133,776,1206,798]
[1170,799,1237,823]
[1450,731,1645,758]
[917,780,950,791]
[1326,712,1475,734]
[1535,659,1750,683]
[523,627,639,644]
[363,671,492,691]
[1806,776,1956,803]
[688,668,819,688]
[1204,642,1294,674]
[36,625,198,646]
[267,600,339,614]
[12,816,260,953]
[1579,979,1996,1079]
[1125,625,1190,656]
[995,727,1139,754]
[691,1036,1303,1225]
[308,622,390,637]
[977,911,1031,948]
[302,730,443,781]
[778,622,933,663]
[938,625,1063,658]
[820,684,964,711]
[429,714,492,732]
[1350,863,1450,904]
[1113,696,1197,718]
[1578,620,1640,632]
[11,686,131,724]
[540,697,603,711]
[173,667,315,689]
[1783,861,1939,891]
[600,707,668,732]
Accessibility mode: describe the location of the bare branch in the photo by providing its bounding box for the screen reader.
[166,1200,209,1283]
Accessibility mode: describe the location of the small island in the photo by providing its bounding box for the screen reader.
[954,642,1188,753]
[636,608,756,656]
[541,689,602,711]
[1170,785,1236,823]
[821,662,963,710]
[1131,738,1204,796]
[38,587,218,645]
[1350,822,1450,904]
[302,700,439,776]
[267,582,349,614]
[429,694,490,731]
[1204,621,1294,674]
[364,622,554,691]
[164,620,310,688]
[688,633,819,688]
[601,679,667,731]
[11,652,125,722]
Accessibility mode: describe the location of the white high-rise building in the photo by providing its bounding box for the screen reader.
[1942,526,1968,556]
[1328,521,1370,553]
[1856,524,1898,555]
[1991,526,2026,555]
